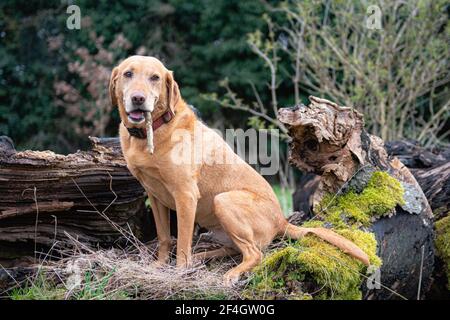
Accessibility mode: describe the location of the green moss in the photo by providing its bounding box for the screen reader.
[246,171,399,300]
[245,222,381,300]
[435,216,450,290]
[318,171,405,228]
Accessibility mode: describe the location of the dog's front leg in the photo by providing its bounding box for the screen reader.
[173,190,198,268]
[148,195,171,265]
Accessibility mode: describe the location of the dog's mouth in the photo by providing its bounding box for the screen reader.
[127,110,146,123]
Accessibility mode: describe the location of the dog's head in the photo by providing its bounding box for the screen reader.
[109,55,180,127]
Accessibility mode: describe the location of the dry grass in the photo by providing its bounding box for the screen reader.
[2,174,247,300]
[6,234,244,300]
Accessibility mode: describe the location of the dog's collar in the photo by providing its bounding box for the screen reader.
[126,109,174,139]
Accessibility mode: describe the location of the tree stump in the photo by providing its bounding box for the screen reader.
[0,136,155,266]
[278,96,435,300]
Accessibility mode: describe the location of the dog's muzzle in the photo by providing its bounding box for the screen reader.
[126,94,156,124]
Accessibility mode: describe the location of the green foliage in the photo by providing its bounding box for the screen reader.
[9,273,65,300]
[435,216,450,291]
[213,0,450,145]
[0,0,270,153]
[272,184,293,217]
[72,270,130,300]
[318,172,405,228]
[167,0,270,117]
[9,269,130,300]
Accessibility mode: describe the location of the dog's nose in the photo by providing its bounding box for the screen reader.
[131,93,146,106]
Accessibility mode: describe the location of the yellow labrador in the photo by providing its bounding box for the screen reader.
[109,55,369,285]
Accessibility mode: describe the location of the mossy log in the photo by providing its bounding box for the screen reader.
[278,96,435,300]
[0,136,156,266]
[294,141,450,221]
[385,141,449,298]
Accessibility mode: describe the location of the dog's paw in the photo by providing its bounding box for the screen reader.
[176,259,193,269]
[223,271,240,287]
[150,260,168,268]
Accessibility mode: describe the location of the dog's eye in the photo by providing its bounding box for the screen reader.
[124,71,133,78]
[150,74,160,81]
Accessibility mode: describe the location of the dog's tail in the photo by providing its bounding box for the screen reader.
[284,223,370,266]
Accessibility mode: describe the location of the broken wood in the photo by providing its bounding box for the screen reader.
[0,136,155,266]
[278,96,435,300]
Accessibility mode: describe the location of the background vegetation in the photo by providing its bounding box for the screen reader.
[0,0,448,155]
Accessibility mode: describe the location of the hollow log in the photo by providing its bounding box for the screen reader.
[292,172,319,217]
[279,96,435,300]
[0,136,155,266]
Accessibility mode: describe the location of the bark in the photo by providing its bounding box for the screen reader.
[0,136,155,266]
[411,162,450,221]
[279,96,435,300]
[385,140,450,220]
[385,140,449,169]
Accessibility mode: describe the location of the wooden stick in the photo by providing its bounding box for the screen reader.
[145,112,154,154]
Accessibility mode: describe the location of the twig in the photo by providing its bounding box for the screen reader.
[417,245,425,300]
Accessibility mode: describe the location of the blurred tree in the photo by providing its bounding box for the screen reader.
[0,1,68,151]
[167,0,270,120]
[0,0,448,155]
[210,0,450,148]
[0,0,271,153]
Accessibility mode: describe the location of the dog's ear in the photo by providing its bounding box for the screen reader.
[165,70,180,113]
[109,67,119,108]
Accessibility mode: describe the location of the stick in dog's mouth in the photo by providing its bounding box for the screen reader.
[144,112,154,154]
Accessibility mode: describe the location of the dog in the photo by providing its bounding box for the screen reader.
[109,55,369,285]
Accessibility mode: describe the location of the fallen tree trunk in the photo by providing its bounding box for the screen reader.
[410,162,450,221]
[279,96,435,300]
[0,136,155,266]
[293,142,450,221]
[384,140,450,299]
[385,140,449,169]
[385,140,450,220]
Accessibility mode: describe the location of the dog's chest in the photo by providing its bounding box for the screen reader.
[135,168,176,209]
[123,151,176,209]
